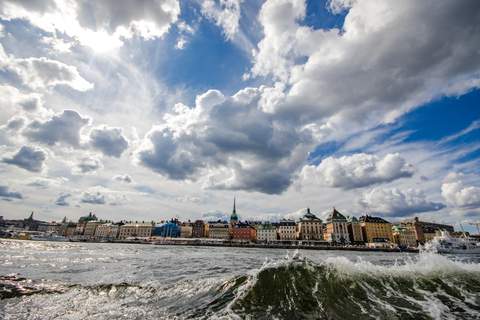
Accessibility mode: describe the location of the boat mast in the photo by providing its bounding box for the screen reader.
[469,221,480,235]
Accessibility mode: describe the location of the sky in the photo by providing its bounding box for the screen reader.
[0,0,480,234]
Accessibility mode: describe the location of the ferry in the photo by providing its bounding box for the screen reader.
[425,230,480,254]
[31,233,69,242]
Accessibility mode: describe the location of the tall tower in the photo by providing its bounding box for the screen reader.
[230,197,238,225]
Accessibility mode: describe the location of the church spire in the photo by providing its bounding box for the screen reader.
[230,197,238,224]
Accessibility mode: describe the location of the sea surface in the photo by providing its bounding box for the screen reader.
[1,240,479,319]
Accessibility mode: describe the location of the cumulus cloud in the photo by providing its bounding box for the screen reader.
[79,189,131,206]
[113,174,135,184]
[202,210,230,222]
[80,190,106,205]
[135,88,316,194]
[0,45,93,91]
[0,185,24,200]
[201,0,243,40]
[22,110,90,148]
[356,187,446,217]
[300,153,415,190]
[251,0,480,125]
[441,172,480,215]
[0,0,180,51]
[71,157,103,175]
[89,125,128,158]
[55,192,71,206]
[2,146,47,172]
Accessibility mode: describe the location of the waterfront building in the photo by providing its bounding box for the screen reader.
[346,216,363,245]
[57,220,76,237]
[153,222,181,238]
[401,217,425,245]
[392,225,416,247]
[74,213,98,236]
[297,208,323,241]
[192,220,205,238]
[325,208,350,245]
[180,221,193,238]
[37,222,60,233]
[119,221,154,240]
[277,219,296,242]
[359,215,393,246]
[94,222,123,239]
[230,198,238,226]
[206,220,231,239]
[256,221,277,244]
[84,220,105,238]
[232,222,256,243]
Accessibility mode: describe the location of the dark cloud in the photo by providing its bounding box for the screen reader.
[136,89,315,194]
[55,192,71,206]
[137,127,203,180]
[89,125,128,158]
[2,146,47,172]
[80,191,106,205]
[113,174,135,184]
[22,110,90,147]
[0,185,24,199]
[5,116,26,131]
[73,157,103,175]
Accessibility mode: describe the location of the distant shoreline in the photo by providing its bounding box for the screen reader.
[2,237,419,253]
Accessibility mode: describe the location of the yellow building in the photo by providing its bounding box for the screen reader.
[359,215,393,246]
[297,208,323,241]
[118,221,154,240]
[205,221,232,239]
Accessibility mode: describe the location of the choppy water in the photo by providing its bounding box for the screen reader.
[1,240,479,319]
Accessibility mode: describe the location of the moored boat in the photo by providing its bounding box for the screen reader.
[31,233,69,242]
[425,230,480,254]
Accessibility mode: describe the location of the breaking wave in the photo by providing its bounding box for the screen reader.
[1,251,479,319]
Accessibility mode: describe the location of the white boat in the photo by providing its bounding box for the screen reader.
[425,230,480,254]
[31,233,69,242]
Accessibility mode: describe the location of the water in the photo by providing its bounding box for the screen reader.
[1,240,479,319]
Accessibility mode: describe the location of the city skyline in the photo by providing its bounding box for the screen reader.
[0,1,480,234]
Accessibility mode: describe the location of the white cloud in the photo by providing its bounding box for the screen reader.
[442,172,480,209]
[0,44,93,91]
[201,0,243,40]
[356,187,446,217]
[300,153,415,190]
[251,0,480,126]
[0,0,181,51]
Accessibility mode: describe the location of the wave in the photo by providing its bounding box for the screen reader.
[1,252,479,319]
[220,251,480,320]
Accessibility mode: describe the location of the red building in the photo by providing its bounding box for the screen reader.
[232,222,256,243]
